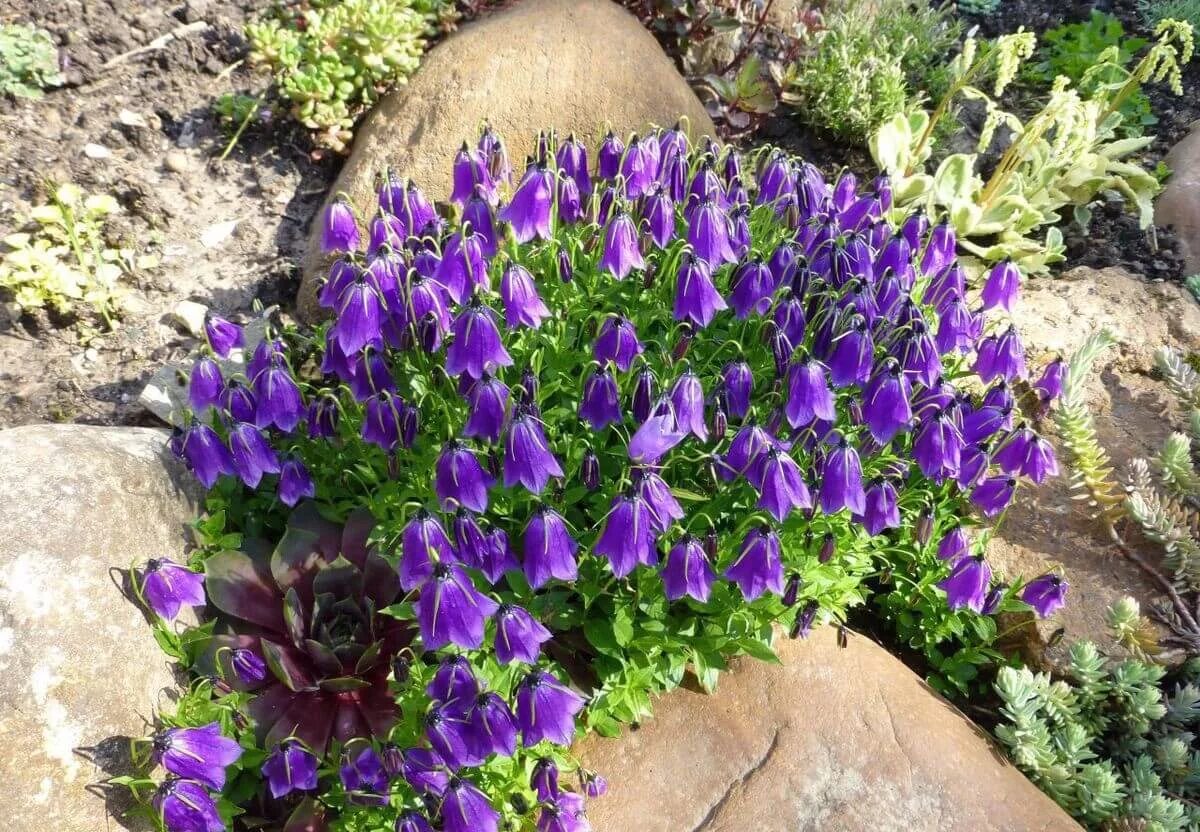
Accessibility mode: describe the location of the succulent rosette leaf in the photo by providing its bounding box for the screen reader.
[201,503,409,753]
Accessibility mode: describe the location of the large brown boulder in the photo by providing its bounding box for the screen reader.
[296,0,715,320]
[577,627,1081,832]
[1156,122,1200,274]
[0,425,201,831]
[991,267,1200,670]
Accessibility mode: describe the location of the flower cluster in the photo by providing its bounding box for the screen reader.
[151,124,1071,831]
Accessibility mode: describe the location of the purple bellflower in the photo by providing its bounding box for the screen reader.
[663,535,717,602]
[494,603,553,664]
[725,526,785,600]
[436,441,494,513]
[504,409,564,494]
[599,211,645,280]
[594,316,643,372]
[443,777,501,832]
[595,493,657,577]
[153,723,243,791]
[141,557,205,621]
[500,163,555,243]
[262,741,319,799]
[1022,574,1069,618]
[523,507,579,588]
[153,778,223,832]
[939,555,992,612]
[580,369,623,430]
[517,669,585,746]
[416,563,498,650]
[447,303,514,380]
[674,253,727,327]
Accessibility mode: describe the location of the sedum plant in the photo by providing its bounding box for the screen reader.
[958,0,1001,15]
[871,21,1195,275]
[1056,333,1200,653]
[245,0,455,152]
[0,23,64,99]
[0,183,154,326]
[126,126,1071,831]
[995,601,1200,830]
[1141,0,1200,33]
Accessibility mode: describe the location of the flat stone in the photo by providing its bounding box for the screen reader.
[296,0,715,320]
[1156,123,1200,274]
[0,425,202,832]
[990,267,1200,670]
[577,627,1081,832]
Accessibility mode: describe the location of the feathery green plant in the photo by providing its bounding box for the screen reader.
[995,602,1200,830]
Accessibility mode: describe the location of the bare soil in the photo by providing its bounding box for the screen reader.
[0,0,340,428]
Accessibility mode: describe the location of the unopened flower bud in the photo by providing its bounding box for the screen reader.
[916,508,934,547]
[783,574,802,607]
[790,600,818,639]
[558,247,573,283]
[632,369,656,423]
[392,655,411,684]
[418,312,441,353]
[704,529,719,561]
[581,449,600,491]
[819,532,835,563]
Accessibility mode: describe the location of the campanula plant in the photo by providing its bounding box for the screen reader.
[134,124,1069,831]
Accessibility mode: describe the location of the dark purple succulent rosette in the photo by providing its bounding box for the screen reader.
[199,503,410,755]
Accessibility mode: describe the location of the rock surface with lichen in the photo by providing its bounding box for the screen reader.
[0,425,200,832]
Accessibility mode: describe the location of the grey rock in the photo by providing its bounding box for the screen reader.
[0,425,201,832]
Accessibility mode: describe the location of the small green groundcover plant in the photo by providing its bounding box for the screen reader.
[1027,12,1157,138]
[780,0,963,145]
[0,23,64,99]
[244,0,456,152]
[0,183,156,327]
[995,599,1200,830]
[1142,0,1200,35]
[120,125,1071,831]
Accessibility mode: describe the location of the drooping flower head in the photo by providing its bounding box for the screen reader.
[593,315,643,372]
[447,302,514,380]
[516,669,585,746]
[938,554,992,612]
[152,723,243,791]
[321,197,360,253]
[725,526,785,601]
[261,740,319,799]
[599,210,645,280]
[500,163,555,243]
[142,557,206,621]
[662,535,717,602]
[1021,573,1069,618]
[153,778,224,832]
[504,408,564,494]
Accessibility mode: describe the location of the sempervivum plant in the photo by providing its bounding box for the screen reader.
[137,123,1071,832]
[199,505,410,755]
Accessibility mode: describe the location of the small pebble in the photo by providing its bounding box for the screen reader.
[164,151,189,173]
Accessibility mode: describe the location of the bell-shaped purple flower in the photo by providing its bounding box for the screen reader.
[251,363,304,434]
[447,303,513,380]
[228,647,267,686]
[662,535,716,602]
[188,357,223,412]
[638,470,684,533]
[262,740,319,799]
[599,211,645,280]
[862,361,912,444]
[913,409,964,481]
[975,325,1027,383]
[464,376,509,443]
[920,222,956,277]
[203,314,243,360]
[153,778,223,832]
[154,723,243,790]
[936,292,981,355]
[452,143,497,207]
[142,557,205,621]
[939,555,992,612]
[628,412,686,465]
[504,409,564,494]
[400,510,457,591]
[397,811,436,832]
[785,360,836,428]
[556,134,591,196]
[753,448,812,521]
[595,493,657,577]
[495,604,553,664]
[1033,358,1065,403]
[442,777,500,832]
[725,526,785,601]
[1022,574,1069,618]
[594,316,643,372]
[688,200,737,266]
[674,253,727,327]
[436,231,488,304]
[500,164,555,243]
[427,655,479,711]
[180,422,235,488]
[722,361,753,420]
[417,563,498,650]
[524,507,579,588]
[426,704,480,769]
[228,422,280,488]
[598,131,625,179]
[361,391,405,451]
[321,197,360,253]
[819,439,866,515]
[498,264,549,330]
[857,479,900,535]
[339,746,389,806]
[467,692,519,759]
[937,525,970,561]
[221,381,258,426]
[631,368,656,423]
[278,457,315,506]
[981,259,1021,312]
[580,368,623,430]
[729,258,776,319]
[643,187,676,249]
[436,441,494,513]
[971,475,1016,518]
[828,316,873,387]
[670,371,708,441]
[517,670,585,747]
[538,793,590,832]
[332,277,385,357]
